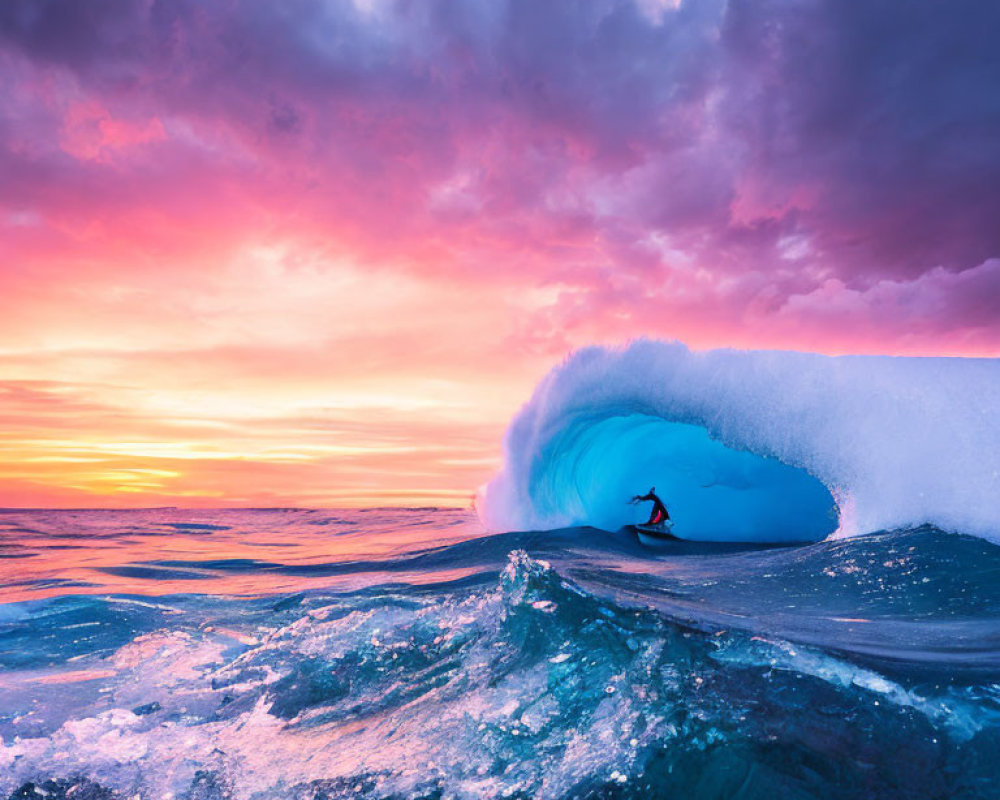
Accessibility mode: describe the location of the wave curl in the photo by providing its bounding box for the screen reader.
[479,341,1000,541]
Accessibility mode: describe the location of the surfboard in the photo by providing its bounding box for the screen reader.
[632,521,682,545]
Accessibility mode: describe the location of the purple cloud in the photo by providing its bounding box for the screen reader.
[1,0,998,346]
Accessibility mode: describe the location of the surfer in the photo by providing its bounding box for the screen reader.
[631,487,670,527]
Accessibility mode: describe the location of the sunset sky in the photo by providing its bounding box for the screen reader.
[1,0,999,507]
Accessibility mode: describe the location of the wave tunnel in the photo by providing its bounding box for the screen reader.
[478,341,1000,543]
[530,414,838,541]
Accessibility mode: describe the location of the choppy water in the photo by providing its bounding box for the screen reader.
[2,508,999,799]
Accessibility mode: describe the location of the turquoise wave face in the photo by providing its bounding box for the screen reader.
[530,416,839,541]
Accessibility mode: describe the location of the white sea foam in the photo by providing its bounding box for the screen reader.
[479,341,1000,541]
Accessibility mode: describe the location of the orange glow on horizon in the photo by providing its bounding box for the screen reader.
[1,237,996,510]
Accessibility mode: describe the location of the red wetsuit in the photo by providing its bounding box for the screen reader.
[637,490,670,525]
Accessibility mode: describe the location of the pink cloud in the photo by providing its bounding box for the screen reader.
[60,100,167,162]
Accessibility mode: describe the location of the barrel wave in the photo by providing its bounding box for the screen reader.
[479,341,1000,542]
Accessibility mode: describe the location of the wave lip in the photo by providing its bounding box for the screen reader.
[479,341,1000,542]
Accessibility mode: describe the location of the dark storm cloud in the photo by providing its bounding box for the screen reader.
[721,0,1000,278]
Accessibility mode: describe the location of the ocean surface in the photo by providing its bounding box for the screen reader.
[1,507,999,799]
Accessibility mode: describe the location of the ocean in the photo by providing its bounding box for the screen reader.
[1,507,999,799]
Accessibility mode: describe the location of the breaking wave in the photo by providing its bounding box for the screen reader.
[479,341,1000,541]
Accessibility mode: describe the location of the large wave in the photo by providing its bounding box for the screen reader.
[479,341,1000,542]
